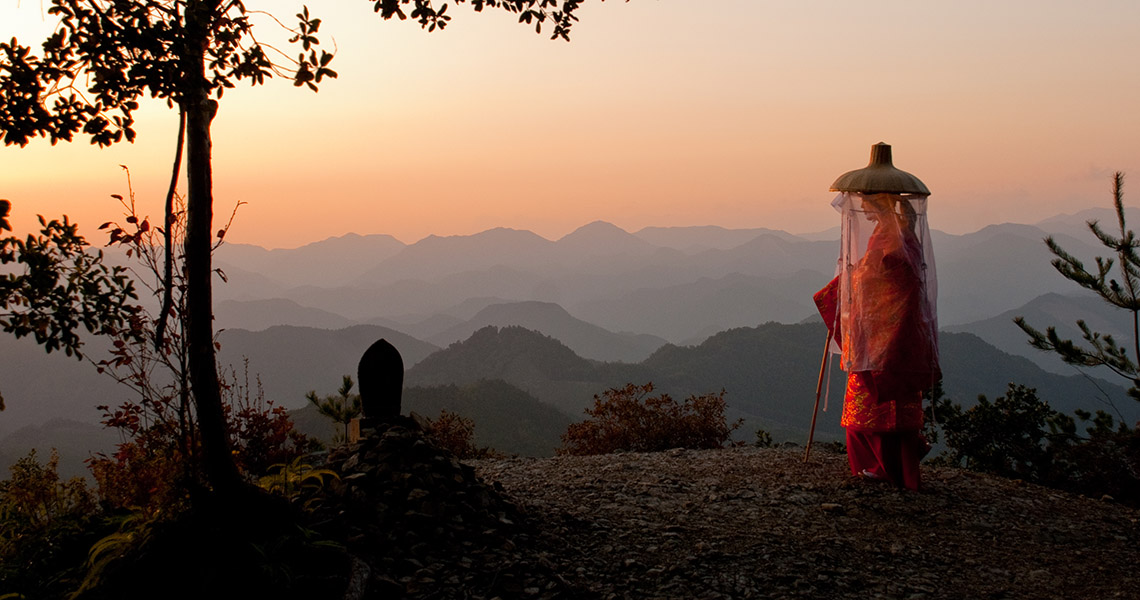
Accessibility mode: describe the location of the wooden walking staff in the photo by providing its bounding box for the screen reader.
[803,142,932,462]
[803,332,831,462]
[804,275,840,462]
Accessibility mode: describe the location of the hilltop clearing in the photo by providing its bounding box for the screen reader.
[471,446,1139,599]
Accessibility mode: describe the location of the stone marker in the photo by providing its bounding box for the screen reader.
[357,338,404,426]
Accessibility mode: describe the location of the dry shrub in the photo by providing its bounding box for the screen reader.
[1,449,104,599]
[1,449,95,532]
[89,365,318,511]
[558,383,742,456]
[425,410,500,459]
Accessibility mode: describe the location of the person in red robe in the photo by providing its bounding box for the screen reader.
[816,193,940,490]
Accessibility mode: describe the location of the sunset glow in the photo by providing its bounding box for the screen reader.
[2,0,1138,248]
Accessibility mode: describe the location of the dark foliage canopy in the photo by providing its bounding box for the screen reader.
[0,0,335,147]
[0,210,138,360]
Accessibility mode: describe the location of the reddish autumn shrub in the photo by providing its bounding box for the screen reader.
[89,366,318,511]
[558,383,742,456]
[83,189,318,511]
[425,410,500,460]
[224,372,321,477]
[89,392,190,511]
[87,437,185,512]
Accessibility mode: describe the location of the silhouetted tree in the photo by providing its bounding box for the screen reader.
[966,172,1140,506]
[1,0,336,498]
[1015,172,1140,403]
[928,383,1140,505]
[1,0,620,500]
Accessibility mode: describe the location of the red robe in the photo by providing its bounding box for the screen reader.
[816,213,939,431]
[815,210,940,489]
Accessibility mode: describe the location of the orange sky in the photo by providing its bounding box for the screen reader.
[3,0,1139,249]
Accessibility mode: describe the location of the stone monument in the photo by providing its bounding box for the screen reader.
[352,338,404,438]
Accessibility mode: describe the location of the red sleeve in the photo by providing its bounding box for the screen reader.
[813,276,841,345]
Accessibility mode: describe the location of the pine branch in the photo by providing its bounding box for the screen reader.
[1088,220,1122,250]
[1112,172,1126,235]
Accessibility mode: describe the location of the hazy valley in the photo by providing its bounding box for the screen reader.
[4,208,1139,478]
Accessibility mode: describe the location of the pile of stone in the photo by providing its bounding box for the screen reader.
[310,417,587,599]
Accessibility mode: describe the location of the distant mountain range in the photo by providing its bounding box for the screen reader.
[946,292,1131,376]
[0,418,119,481]
[207,217,1108,344]
[425,301,666,363]
[409,322,1138,444]
[215,325,440,408]
[5,211,1139,477]
[406,325,652,419]
[932,224,1096,325]
[216,233,406,287]
[13,316,1136,479]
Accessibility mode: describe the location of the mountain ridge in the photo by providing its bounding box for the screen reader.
[426,300,667,363]
[207,216,1112,339]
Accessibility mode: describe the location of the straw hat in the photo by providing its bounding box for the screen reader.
[830,142,930,196]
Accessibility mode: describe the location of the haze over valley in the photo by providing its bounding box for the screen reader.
[4,207,1140,477]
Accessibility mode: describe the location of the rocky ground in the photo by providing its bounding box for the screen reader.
[319,423,1139,599]
[467,445,1140,600]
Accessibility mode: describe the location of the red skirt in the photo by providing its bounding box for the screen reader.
[842,371,927,491]
[846,429,926,491]
[841,371,925,431]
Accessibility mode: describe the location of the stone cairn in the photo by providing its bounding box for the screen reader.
[310,339,582,599]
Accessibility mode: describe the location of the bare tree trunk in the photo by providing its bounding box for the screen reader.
[183,54,242,498]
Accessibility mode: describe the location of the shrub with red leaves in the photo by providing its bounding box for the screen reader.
[425,410,500,459]
[558,383,742,456]
[89,365,319,511]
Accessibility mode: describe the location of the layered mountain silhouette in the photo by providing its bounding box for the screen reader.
[0,335,121,435]
[946,292,1131,375]
[632,225,802,250]
[403,323,1138,449]
[357,228,559,285]
[215,298,354,332]
[1033,206,1140,242]
[215,324,439,408]
[933,224,1099,325]
[5,211,1136,472]
[205,218,1108,343]
[11,318,1135,474]
[406,325,654,419]
[0,418,119,480]
[216,233,406,287]
[559,221,661,263]
[426,301,667,363]
[574,271,824,345]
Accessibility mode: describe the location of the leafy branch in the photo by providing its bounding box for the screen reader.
[0,206,139,359]
[0,0,337,148]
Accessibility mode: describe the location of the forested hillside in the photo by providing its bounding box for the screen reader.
[403,323,1138,453]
